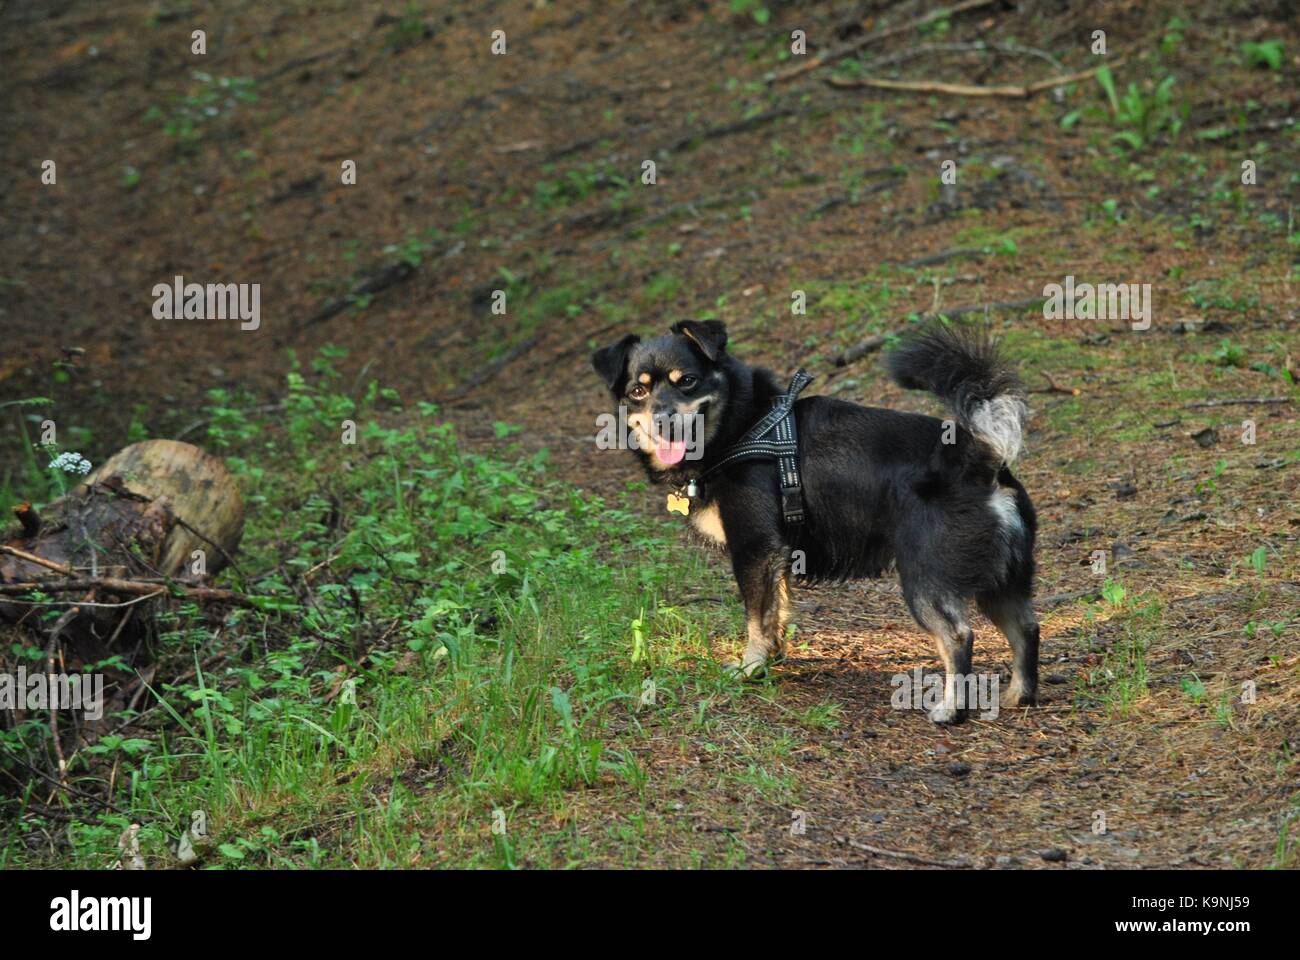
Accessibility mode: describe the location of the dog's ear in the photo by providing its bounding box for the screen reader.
[671,319,728,362]
[591,334,640,391]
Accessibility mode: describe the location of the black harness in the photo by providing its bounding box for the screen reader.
[686,369,814,527]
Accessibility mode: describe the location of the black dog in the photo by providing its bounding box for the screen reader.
[592,320,1039,722]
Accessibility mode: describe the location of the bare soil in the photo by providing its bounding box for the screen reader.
[3,0,1298,867]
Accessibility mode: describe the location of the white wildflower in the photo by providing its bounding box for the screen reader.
[48,451,93,475]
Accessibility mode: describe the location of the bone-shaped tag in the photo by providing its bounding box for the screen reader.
[666,493,690,516]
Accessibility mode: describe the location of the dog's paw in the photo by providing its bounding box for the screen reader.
[1000,684,1037,709]
[722,657,769,680]
[928,701,960,724]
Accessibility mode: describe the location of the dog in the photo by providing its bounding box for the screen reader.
[591,319,1039,723]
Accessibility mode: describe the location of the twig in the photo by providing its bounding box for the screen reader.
[924,297,1046,321]
[834,334,890,367]
[444,335,541,400]
[0,747,125,814]
[1028,372,1080,396]
[1183,397,1293,409]
[846,838,971,868]
[0,544,73,575]
[0,591,165,609]
[660,107,799,154]
[827,59,1126,99]
[863,41,1065,77]
[1039,587,1101,606]
[45,603,84,784]
[0,576,255,605]
[300,260,416,330]
[171,514,247,580]
[771,0,999,84]
[899,247,987,268]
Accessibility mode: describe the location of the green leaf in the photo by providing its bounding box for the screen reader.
[1242,40,1283,71]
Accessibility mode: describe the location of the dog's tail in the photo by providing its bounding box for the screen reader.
[887,322,1027,466]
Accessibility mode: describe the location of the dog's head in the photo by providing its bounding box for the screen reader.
[592,320,732,475]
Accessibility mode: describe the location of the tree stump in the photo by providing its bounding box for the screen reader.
[0,439,245,656]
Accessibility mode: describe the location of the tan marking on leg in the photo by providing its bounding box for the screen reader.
[740,610,771,675]
[771,574,792,659]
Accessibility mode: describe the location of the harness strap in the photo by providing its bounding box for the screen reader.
[695,369,813,527]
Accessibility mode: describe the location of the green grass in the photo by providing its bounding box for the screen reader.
[1074,582,1161,716]
[1,350,809,868]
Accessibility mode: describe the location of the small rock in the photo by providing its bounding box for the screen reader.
[1191,427,1218,448]
[1039,847,1069,862]
[946,761,972,778]
[1112,481,1137,500]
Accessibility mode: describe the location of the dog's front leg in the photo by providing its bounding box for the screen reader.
[728,550,789,678]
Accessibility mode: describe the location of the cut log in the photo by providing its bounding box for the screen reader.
[0,440,245,646]
[84,439,244,575]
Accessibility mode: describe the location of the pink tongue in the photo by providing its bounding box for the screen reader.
[656,438,687,465]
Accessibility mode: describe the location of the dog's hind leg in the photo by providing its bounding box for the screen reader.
[978,592,1039,708]
[904,590,974,724]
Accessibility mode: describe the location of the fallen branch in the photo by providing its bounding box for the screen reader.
[834,334,890,367]
[300,260,416,330]
[1183,397,1293,409]
[0,576,255,605]
[1039,587,1102,606]
[926,297,1046,321]
[444,334,542,401]
[846,838,971,868]
[771,0,998,84]
[827,59,1127,100]
[859,41,1066,78]
[46,603,83,783]
[0,544,72,575]
[660,107,799,154]
[899,247,988,268]
[1028,372,1080,396]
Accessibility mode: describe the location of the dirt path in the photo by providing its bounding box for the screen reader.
[3,0,1297,867]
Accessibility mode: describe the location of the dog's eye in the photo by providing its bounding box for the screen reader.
[678,376,698,390]
[627,384,649,401]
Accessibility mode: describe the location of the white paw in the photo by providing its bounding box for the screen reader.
[1000,682,1035,709]
[723,657,769,680]
[928,701,959,724]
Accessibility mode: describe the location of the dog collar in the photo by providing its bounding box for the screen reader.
[672,369,813,527]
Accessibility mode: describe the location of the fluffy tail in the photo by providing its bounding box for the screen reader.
[887,323,1027,465]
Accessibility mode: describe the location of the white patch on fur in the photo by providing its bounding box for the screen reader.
[989,488,1022,534]
[967,395,1027,464]
[690,501,728,546]
[928,672,961,723]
